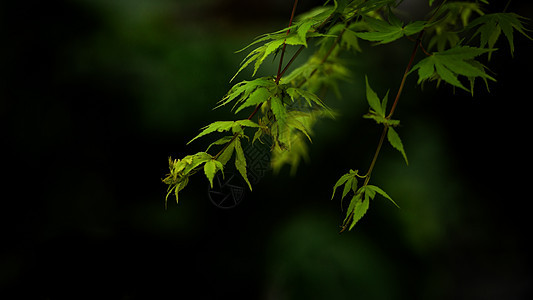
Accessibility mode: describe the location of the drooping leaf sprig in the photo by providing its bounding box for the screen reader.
[163,0,531,232]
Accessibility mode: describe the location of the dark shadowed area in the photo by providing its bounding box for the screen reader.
[2,0,532,298]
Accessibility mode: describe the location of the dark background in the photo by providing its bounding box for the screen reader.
[2,0,532,298]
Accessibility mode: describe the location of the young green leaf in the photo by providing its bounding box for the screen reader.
[217,78,276,109]
[234,137,252,190]
[206,136,234,152]
[174,177,189,202]
[204,159,224,188]
[188,121,235,144]
[343,192,359,224]
[342,177,357,200]
[165,176,189,209]
[410,45,495,91]
[365,76,384,116]
[203,160,217,188]
[217,140,235,165]
[348,194,370,231]
[387,127,408,165]
[236,119,262,129]
[331,170,359,200]
[231,27,329,81]
[332,172,350,199]
[188,120,261,144]
[297,19,316,47]
[356,15,427,44]
[234,87,271,113]
[270,95,287,130]
[181,152,212,175]
[366,185,400,208]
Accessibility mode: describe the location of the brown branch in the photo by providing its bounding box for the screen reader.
[386,0,446,119]
[275,0,299,84]
[277,45,306,82]
[386,31,424,119]
[359,1,448,186]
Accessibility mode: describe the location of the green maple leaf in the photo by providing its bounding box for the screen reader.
[270,94,287,130]
[346,192,369,231]
[217,77,276,109]
[363,76,400,126]
[231,19,331,81]
[364,76,385,117]
[206,136,234,152]
[165,176,188,208]
[163,152,216,207]
[203,159,224,188]
[467,13,532,59]
[365,185,399,208]
[331,169,359,200]
[217,141,235,165]
[234,137,252,190]
[387,127,408,165]
[342,184,399,231]
[188,120,261,144]
[356,14,427,44]
[411,45,495,92]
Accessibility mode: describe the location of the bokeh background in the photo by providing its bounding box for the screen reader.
[2,0,533,298]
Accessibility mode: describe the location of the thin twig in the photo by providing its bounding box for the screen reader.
[277,45,305,82]
[276,0,299,84]
[504,0,512,13]
[386,31,424,119]
[359,1,448,189]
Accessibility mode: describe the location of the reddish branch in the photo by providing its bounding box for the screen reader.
[276,0,300,84]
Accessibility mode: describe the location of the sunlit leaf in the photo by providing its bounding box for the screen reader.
[188,120,260,144]
[234,137,252,190]
[203,160,217,188]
